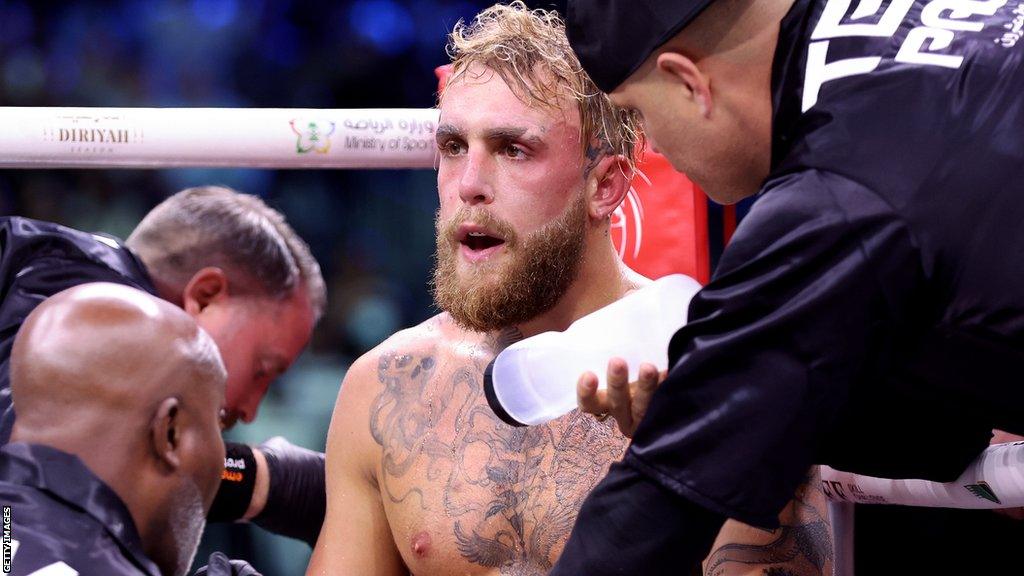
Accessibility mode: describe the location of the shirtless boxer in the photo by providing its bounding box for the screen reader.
[307,4,831,575]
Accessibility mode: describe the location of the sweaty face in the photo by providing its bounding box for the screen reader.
[195,291,315,427]
[433,65,591,332]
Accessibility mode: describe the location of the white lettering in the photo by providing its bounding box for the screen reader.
[803,40,882,111]
[2,508,10,574]
[895,26,965,67]
[224,457,246,470]
[922,0,1006,31]
[802,0,1005,111]
[812,0,916,39]
[994,3,1024,46]
[27,562,79,576]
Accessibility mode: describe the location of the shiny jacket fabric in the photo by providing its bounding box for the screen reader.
[0,443,160,575]
[0,217,155,445]
[557,0,1024,572]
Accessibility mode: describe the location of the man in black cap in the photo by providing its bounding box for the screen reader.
[557,0,1024,573]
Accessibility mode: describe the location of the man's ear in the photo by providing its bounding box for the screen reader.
[586,154,633,221]
[656,51,713,118]
[181,267,229,316]
[151,397,182,472]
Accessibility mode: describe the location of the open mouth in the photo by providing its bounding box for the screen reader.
[457,225,506,259]
[462,231,504,251]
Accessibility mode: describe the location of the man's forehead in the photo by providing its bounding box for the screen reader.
[439,63,582,134]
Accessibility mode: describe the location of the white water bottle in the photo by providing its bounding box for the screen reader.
[484,274,702,426]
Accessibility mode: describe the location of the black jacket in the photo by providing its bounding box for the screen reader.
[0,443,160,575]
[0,217,156,445]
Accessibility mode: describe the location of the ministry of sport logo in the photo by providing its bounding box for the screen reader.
[289,119,336,154]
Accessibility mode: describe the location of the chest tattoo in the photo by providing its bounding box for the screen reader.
[369,344,626,575]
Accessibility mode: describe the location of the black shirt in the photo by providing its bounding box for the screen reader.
[0,443,160,576]
[556,0,1024,572]
[0,217,156,445]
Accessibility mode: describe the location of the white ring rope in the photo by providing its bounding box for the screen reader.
[821,441,1024,508]
[0,107,439,169]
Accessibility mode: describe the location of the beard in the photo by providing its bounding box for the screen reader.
[432,191,588,333]
[163,480,207,576]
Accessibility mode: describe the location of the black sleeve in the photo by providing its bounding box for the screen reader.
[558,170,924,571]
[638,170,924,524]
[251,437,327,547]
[552,461,725,576]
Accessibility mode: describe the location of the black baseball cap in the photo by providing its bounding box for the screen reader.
[566,0,717,93]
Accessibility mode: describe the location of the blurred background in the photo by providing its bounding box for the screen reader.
[0,0,563,573]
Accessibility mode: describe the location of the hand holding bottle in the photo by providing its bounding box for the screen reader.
[484,274,700,427]
[577,357,665,437]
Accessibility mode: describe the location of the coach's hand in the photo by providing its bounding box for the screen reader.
[193,552,263,576]
[576,357,665,438]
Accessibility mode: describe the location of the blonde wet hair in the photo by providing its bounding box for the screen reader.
[443,1,642,172]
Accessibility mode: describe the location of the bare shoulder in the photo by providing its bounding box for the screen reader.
[339,313,459,397]
[327,315,461,480]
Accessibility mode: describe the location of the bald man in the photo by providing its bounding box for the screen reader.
[0,283,226,576]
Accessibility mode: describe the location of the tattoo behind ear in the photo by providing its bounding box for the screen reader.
[583,141,614,178]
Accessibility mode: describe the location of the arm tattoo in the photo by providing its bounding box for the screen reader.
[704,467,834,576]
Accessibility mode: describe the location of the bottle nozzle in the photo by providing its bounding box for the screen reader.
[483,358,526,427]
